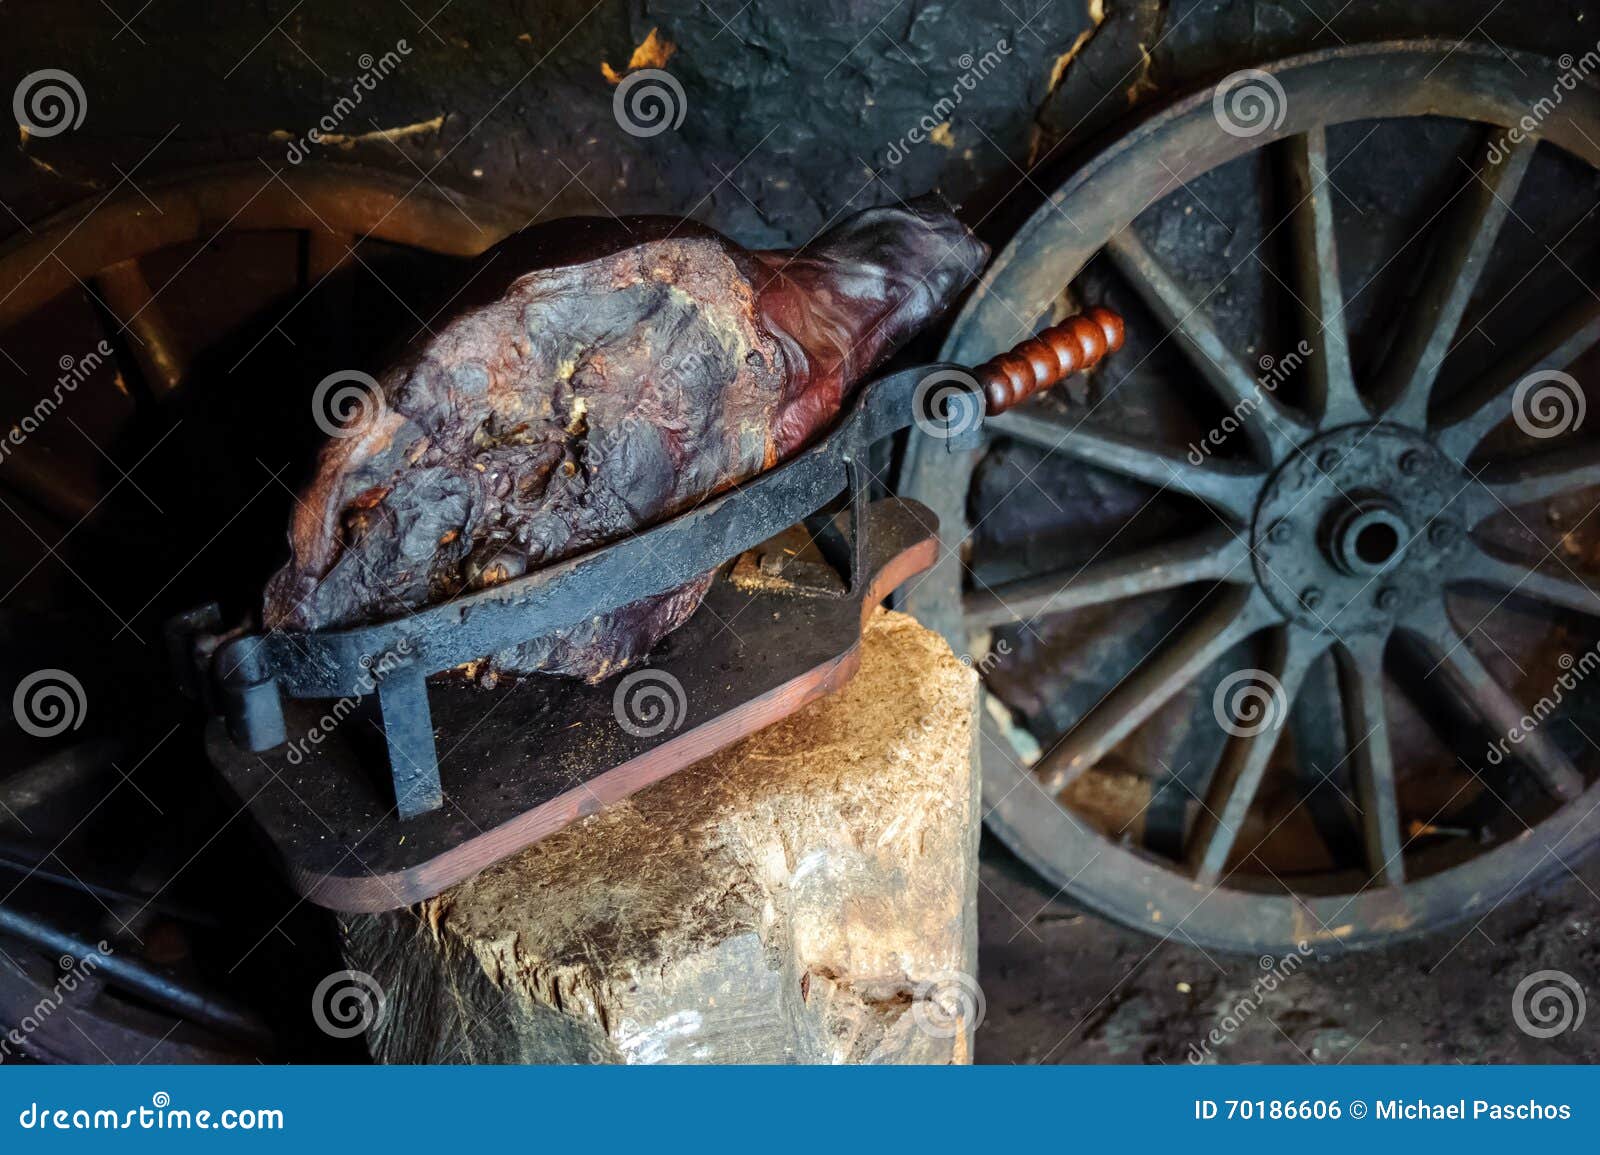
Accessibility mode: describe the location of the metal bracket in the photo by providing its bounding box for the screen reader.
[168,362,991,820]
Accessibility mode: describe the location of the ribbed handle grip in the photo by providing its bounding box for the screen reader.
[975,306,1125,415]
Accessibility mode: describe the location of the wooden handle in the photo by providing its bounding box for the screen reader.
[975,306,1125,415]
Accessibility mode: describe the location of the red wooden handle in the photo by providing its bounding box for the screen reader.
[975,306,1125,415]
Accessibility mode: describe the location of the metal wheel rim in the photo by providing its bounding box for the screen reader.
[901,38,1600,952]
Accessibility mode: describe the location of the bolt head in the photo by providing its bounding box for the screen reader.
[1317,450,1341,472]
[1376,587,1401,611]
[1300,586,1324,610]
[1429,522,1457,547]
[1399,450,1425,476]
[1268,519,1292,544]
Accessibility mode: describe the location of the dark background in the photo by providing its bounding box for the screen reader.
[4,0,1600,1064]
[6,1,1600,250]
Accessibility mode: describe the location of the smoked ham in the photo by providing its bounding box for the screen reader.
[262,200,987,680]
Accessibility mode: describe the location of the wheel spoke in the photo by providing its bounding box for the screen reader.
[1283,128,1366,428]
[1456,545,1600,618]
[1473,445,1600,514]
[92,258,187,398]
[964,528,1250,627]
[1034,587,1282,794]
[1373,136,1536,427]
[1186,627,1329,883]
[1105,228,1313,460]
[1434,295,1600,460]
[1334,635,1405,885]
[988,407,1263,521]
[1406,611,1584,802]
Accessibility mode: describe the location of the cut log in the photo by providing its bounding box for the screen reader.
[340,609,981,1063]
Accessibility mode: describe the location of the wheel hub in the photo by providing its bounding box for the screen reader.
[1251,423,1468,634]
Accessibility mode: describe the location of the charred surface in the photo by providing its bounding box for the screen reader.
[262,201,985,679]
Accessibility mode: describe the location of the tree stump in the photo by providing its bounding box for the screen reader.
[340,609,981,1064]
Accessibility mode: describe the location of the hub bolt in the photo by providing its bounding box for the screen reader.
[1317,450,1341,472]
[1429,521,1458,547]
[1399,450,1425,476]
[1300,586,1324,610]
[1376,587,1401,612]
[1268,519,1292,544]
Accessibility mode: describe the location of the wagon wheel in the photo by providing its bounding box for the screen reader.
[900,40,1600,951]
[0,162,524,524]
[0,163,523,1059]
